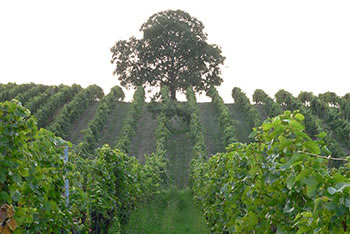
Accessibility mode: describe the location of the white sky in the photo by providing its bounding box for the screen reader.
[0,0,349,102]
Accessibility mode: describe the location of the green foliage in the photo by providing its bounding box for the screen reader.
[48,84,104,139]
[192,111,350,233]
[274,90,346,164]
[186,86,207,159]
[123,188,209,233]
[1,100,166,233]
[319,91,340,107]
[323,108,350,144]
[115,87,145,153]
[275,89,319,135]
[207,86,236,147]
[0,83,36,102]
[342,99,350,121]
[25,86,62,114]
[297,91,313,105]
[186,86,208,197]
[14,84,48,105]
[69,144,165,232]
[310,95,328,117]
[311,91,350,148]
[151,85,172,186]
[111,10,225,99]
[253,89,282,118]
[303,93,350,149]
[148,86,188,120]
[79,85,124,154]
[155,112,170,157]
[232,87,261,128]
[35,84,82,128]
[0,100,72,232]
[252,89,268,104]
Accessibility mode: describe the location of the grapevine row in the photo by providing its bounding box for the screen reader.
[14,84,49,105]
[253,89,282,118]
[207,86,236,147]
[79,85,124,154]
[25,86,63,114]
[35,84,82,128]
[115,87,145,153]
[1,99,166,232]
[186,86,207,159]
[191,110,350,233]
[307,94,350,145]
[48,85,104,139]
[274,89,346,163]
[0,83,36,102]
[232,87,261,128]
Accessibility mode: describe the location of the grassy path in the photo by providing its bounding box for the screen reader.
[123,113,210,233]
[123,188,209,234]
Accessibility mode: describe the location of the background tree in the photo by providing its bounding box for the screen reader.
[297,91,313,106]
[252,89,268,104]
[319,91,340,107]
[111,10,225,100]
[275,89,292,106]
[344,93,350,100]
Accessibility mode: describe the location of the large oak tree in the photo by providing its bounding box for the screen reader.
[111,10,225,100]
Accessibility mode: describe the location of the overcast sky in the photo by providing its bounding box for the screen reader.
[0,0,349,102]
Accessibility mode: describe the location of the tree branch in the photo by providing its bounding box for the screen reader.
[297,150,349,161]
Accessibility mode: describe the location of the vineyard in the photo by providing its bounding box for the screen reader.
[1,82,350,233]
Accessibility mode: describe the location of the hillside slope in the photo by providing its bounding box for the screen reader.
[97,101,129,147]
[198,103,224,156]
[68,101,99,144]
[129,105,157,163]
[167,115,194,188]
[226,103,252,143]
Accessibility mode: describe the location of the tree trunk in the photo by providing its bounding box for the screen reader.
[170,87,176,100]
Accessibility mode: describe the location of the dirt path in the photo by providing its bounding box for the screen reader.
[129,105,157,163]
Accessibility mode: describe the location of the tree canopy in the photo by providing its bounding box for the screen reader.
[111,10,225,100]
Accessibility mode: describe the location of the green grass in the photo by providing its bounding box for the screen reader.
[123,188,209,234]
